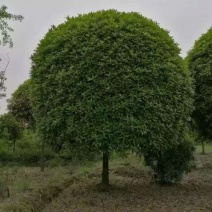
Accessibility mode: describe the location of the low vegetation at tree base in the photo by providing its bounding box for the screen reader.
[144,141,195,184]
[0,130,100,167]
[0,130,48,166]
[31,10,194,185]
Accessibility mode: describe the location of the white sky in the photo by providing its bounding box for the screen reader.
[0,0,212,114]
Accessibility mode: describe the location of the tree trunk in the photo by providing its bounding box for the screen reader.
[201,139,205,154]
[40,139,45,172]
[13,140,16,153]
[102,150,109,186]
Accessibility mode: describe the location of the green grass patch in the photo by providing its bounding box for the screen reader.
[195,145,212,153]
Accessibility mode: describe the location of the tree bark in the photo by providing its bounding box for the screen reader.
[102,150,109,186]
[40,139,45,172]
[201,139,205,154]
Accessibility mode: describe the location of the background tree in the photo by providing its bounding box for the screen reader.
[0,51,9,100]
[0,113,23,153]
[7,79,46,170]
[7,79,35,128]
[0,5,24,47]
[186,28,212,154]
[0,5,23,100]
[31,10,194,185]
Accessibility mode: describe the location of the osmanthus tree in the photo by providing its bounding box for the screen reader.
[0,113,23,152]
[0,5,23,100]
[31,10,194,185]
[186,28,212,154]
[7,79,35,129]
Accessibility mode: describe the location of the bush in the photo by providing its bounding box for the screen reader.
[0,131,55,166]
[0,130,99,166]
[144,139,195,184]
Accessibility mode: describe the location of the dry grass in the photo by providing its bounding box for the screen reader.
[0,165,77,211]
[0,153,212,211]
[44,154,212,212]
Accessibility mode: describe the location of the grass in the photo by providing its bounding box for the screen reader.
[195,144,212,153]
[0,154,143,211]
[15,180,30,193]
[0,158,104,211]
[0,166,76,211]
[44,153,212,212]
[0,152,212,211]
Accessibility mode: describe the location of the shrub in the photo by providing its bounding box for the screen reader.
[0,131,55,166]
[144,139,195,184]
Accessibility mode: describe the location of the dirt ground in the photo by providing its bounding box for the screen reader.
[43,154,212,212]
[0,153,211,211]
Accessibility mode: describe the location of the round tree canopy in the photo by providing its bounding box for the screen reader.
[187,28,212,139]
[7,79,35,128]
[31,10,193,153]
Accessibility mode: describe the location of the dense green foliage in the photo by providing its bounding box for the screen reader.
[0,131,53,166]
[186,28,212,140]
[7,79,35,128]
[31,10,194,184]
[0,113,23,151]
[0,113,23,141]
[144,139,194,184]
[0,130,99,166]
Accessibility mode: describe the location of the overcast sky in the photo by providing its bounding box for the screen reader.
[0,0,211,114]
